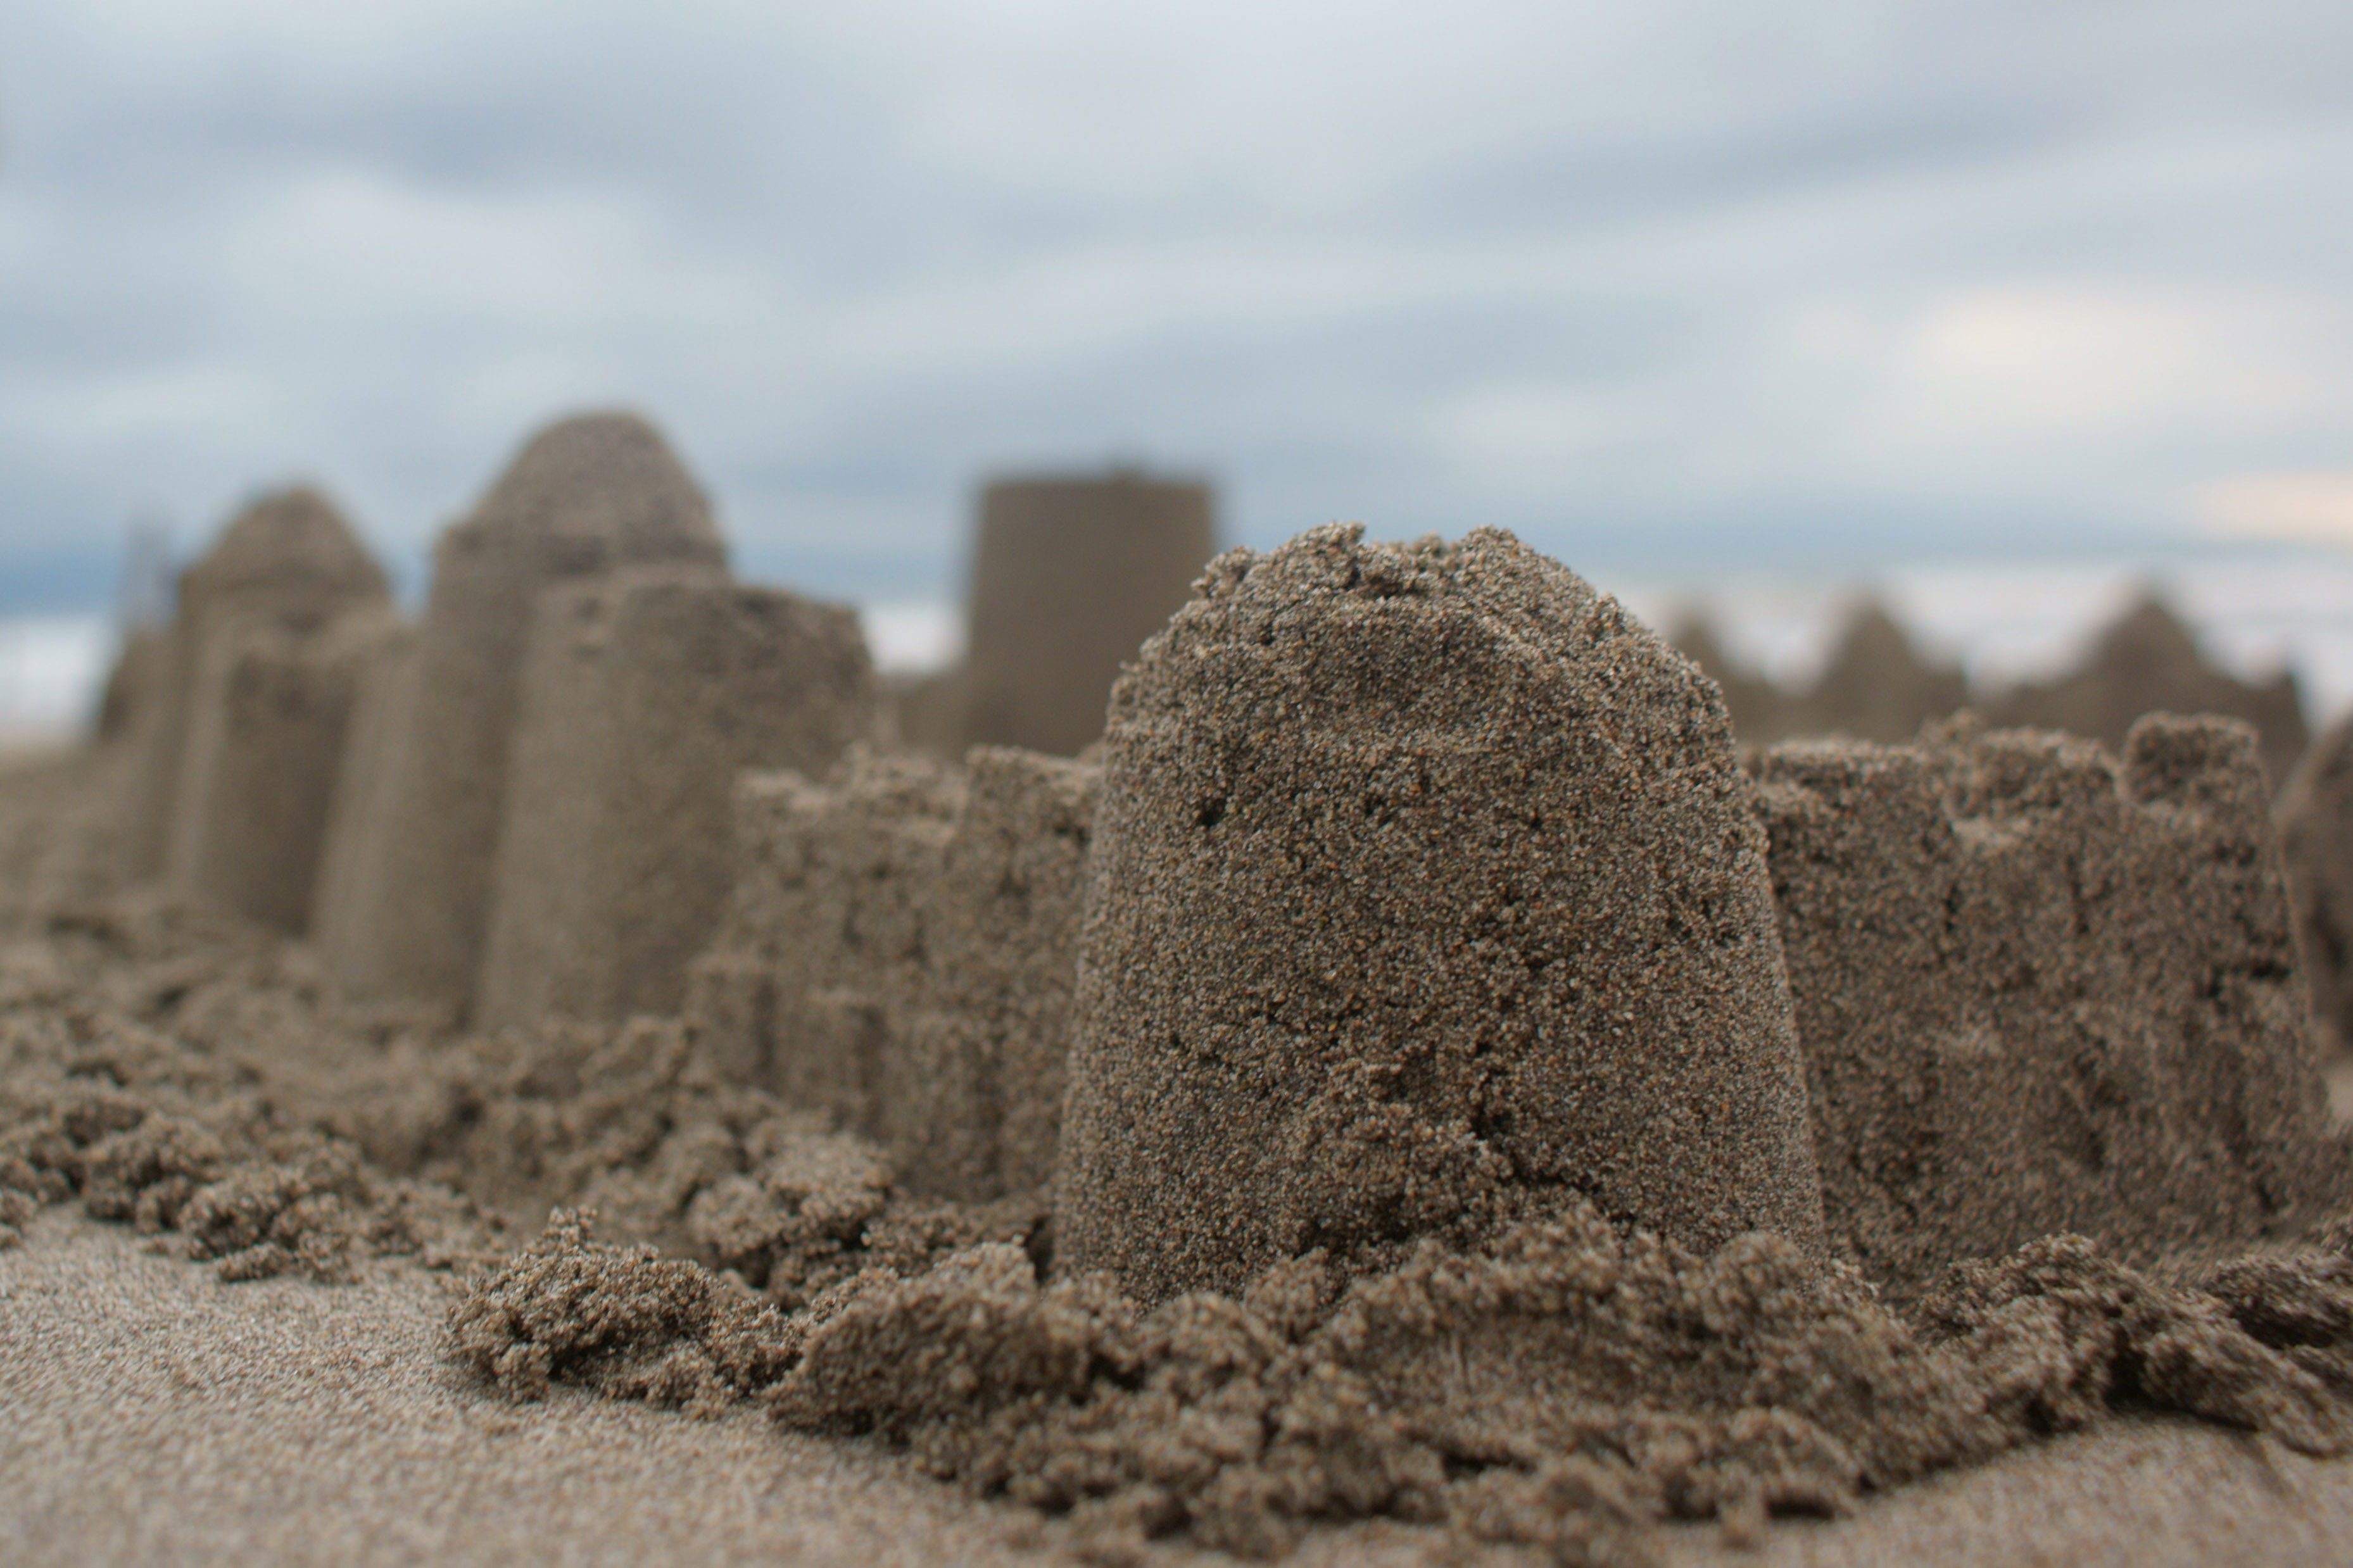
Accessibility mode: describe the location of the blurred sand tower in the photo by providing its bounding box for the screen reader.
[912,470,1215,758]
[121,488,388,891]
[312,413,726,1008]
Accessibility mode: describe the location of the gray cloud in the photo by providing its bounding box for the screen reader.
[4,0,2351,606]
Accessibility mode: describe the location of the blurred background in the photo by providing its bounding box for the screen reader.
[4,0,2352,739]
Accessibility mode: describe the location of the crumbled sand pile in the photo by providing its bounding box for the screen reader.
[1990,594,2309,786]
[2278,712,2353,1055]
[475,567,873,1029]
[1751,713,2347,1298]
[1061,523,1824,1304]
[445,1185,2353,1561]
[315,411,727,1010]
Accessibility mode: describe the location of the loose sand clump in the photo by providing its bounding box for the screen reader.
[446,1208,797,1415]
[443,1186,2353,1562]
[0,926,498,1281]
[1751,712,2347,1298]
[1061,523,1825,1304]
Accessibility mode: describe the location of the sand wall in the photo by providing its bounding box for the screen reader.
[686,745,1096,1200]
[474,569,874,1031]
[315,413,728,1012]
[1752,712,2345,1298]
[1059,524,1827,1305]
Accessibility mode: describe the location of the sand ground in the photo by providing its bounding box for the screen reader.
[5,1207,2350,1568]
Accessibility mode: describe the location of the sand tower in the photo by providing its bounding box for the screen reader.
[168,607,404,934]
[1991,594,2307,785]
[120,487,388,881]
[1059,524,1826,1304]
[686,744,1097,1200]
[1752,715,2344,1298]
[474,569,874,1030]
[312,412,726,1009]
[957,471,1215,757]
[2277,713,2353,1056]
[1795,601,1967,743]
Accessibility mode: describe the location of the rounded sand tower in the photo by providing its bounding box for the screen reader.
[313,411,726,1008]
[1058,524,1826,1303]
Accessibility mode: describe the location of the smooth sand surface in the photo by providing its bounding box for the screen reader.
[8,1206,2353,1568]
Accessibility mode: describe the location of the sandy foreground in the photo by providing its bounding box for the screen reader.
[2,1203,2348,1568]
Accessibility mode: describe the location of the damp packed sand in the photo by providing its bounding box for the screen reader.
[13,518,2353,1567]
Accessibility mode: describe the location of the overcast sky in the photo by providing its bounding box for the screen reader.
[4,0,2351,612]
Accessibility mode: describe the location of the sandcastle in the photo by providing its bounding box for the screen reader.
[1058,524,1828,1303]
[474,568,873,1030]
[313,413,728,1010]
[1751,713,2344,1296]
[688,745,1096,1199]
[899,470,1215,758]
[120,487,389,887]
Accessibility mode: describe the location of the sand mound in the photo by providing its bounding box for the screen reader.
[2277,712,2353,1056]
[1061,524,1824,1304]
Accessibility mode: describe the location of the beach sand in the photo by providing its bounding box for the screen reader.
[9,1204,2353,1568]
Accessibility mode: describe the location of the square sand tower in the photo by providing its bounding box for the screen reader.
[1751,713,2346,1300]
[309,618,421,967]
[120,487,388,882]
[474,568,874,1031]
[167,606,407,934]
[957,472,1214,757]
[315,413,728,1011]
[684,744,1097,1200]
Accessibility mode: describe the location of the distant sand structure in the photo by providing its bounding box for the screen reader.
[1670,598,1965,745]
[1989,593,2309,785]
[312,413,726,1012]
[120,487,388,884]
[1059,525,1826,1305]
[474,568,873,1031]
[1753,713,2344,1299]
[1795,600,1969,742]
[896,470,1216,758]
